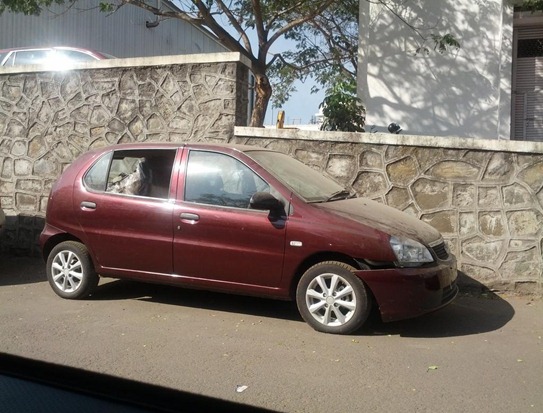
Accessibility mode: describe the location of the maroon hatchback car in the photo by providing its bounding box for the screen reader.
[40,143,458,334]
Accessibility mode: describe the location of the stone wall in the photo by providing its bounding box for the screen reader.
[234,127,543,294]
[0,53,250,254]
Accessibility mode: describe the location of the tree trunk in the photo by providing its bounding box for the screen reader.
[250,72,272,127]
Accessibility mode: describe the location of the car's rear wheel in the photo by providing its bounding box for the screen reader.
[46,241,98,299]
[296,261,370,334]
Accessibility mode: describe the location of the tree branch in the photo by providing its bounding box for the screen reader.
[215,0,252,54]
[265,0,336,51]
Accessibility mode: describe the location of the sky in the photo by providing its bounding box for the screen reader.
[264,78,325,126]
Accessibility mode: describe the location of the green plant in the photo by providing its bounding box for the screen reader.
[320,81,365,132]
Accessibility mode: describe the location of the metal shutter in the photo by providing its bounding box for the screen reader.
[513,27,543,141]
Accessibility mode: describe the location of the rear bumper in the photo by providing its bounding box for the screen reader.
[355,259,458,322]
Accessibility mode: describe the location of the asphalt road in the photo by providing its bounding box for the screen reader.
[1,256,542,412]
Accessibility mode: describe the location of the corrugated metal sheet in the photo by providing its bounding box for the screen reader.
[0,0,229,58]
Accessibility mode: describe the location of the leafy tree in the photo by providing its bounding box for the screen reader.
[319,79,365,132]
[270,0,359,109]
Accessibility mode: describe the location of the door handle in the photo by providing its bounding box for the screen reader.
[80,201,97,210]
[179,213,200,222]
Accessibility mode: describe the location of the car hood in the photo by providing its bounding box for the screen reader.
[314,197,442,245]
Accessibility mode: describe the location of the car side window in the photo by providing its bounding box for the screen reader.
[83,149,176,199]
[185,151,269,208]
[13,50,48,66]
[58,50,96,62]
[84,152,113,191]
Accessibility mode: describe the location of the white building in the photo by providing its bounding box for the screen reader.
[358,0,543,141]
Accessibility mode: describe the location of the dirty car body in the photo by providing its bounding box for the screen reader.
[40,143,458,334]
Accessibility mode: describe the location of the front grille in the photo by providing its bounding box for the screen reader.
[432,242,449,260]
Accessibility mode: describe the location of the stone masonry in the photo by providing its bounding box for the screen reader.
[234,127,543,295]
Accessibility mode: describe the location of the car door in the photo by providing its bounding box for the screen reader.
[74,148,178,277]
[172,149,287,288]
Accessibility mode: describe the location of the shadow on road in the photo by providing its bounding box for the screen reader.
[0,256,45,286]
[364,293,515,338]
[92,279,303,323]
[363,272,516,338]
[92,272,515,338]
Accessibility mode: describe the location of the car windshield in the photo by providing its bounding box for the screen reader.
[247,150,352,203]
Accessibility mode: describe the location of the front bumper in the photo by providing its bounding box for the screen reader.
[355,258,458,322]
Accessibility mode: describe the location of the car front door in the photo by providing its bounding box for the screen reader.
[172,149,287,289]
[74,148,178,277]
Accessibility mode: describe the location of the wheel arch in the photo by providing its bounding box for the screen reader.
[289,252,361,298]
[42,233,85,261]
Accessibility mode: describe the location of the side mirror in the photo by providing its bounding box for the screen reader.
[249,192,284,212]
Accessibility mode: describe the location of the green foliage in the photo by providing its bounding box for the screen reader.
[0,0,66,15]
[432,33,461,54]
[319,80,365,132]
[416,33,461,55]
[99,2,114,13]
[519,0,543,11]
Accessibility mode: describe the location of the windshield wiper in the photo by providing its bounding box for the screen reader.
[326,189,356,202]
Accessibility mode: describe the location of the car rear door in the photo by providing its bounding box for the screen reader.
[172,149,287,289]
[74,148,178,277]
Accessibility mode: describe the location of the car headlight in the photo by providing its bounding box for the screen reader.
[389,236,434,266]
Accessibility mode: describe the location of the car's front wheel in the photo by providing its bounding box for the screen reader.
[296,261,371,334]
[46,241,98,299]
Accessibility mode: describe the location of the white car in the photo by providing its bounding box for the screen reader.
[0,46,113,69]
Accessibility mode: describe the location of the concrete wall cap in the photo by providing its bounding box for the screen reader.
[0,52,251,75]
[235,127,543,155]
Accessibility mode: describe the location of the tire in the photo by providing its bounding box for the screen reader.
[46,241,99,299]
[296,261,370,334]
